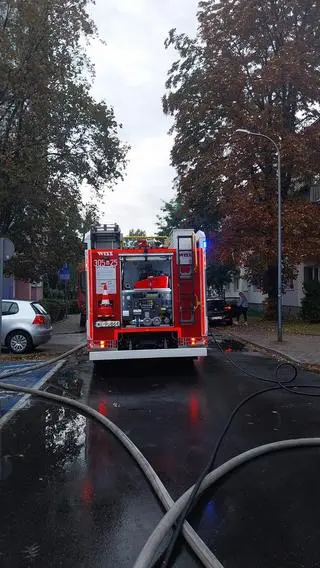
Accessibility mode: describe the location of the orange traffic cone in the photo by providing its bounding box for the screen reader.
[98,283,113,318]
[101,283,111,305]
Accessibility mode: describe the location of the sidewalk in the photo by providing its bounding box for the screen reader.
[52,313,82,334]
[0,314,85,361]
[218,322,320,371]
[38,314,85,355]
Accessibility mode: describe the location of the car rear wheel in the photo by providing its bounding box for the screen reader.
[6,331,33,354]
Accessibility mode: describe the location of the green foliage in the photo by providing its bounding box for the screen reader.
[128,229,147,237]
[81,202,101,240]
[163,0,320,298]
[0,0,128,281]
[41,298,79,321]
[206,261,238,295]
[156,195,219,236]
[44,287,65,300]
[156,197,186,236]
[124,228,147,248]
[301,281,320,323]
[41,299,65,322]
[67,299,80,315]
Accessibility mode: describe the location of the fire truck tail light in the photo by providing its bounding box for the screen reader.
[179,337,208,347]
[88,340,118,350]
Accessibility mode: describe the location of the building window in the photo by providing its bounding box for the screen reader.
[304,266,314,282]
[310,185,320,203]
[304,265,320,283]
[233,277,239,291]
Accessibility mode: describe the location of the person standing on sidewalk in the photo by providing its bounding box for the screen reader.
[235,292,248,325]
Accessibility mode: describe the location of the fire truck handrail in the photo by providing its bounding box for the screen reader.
[118,253,174,257]
[193,232,198,271]
[122,235,168,240]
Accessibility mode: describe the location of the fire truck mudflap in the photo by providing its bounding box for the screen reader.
[85,226,208,362]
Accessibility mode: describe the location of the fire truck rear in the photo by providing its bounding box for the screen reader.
[84,225,207,361]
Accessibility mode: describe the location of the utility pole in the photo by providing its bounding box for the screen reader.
[0,238,15,354]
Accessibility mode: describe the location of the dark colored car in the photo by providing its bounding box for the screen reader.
[224,296,240,318]
[207,298,233,326]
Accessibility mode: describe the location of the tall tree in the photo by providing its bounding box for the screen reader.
[81,202,101,241]
[0,0,128,280]
[156,197,186,236]
[128,229,147,238]
[206,260,238,296]
[156,194,219,235]
[164,0,320,302]
[156,195,235,293]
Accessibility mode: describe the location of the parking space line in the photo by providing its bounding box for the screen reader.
[0,360,66,428]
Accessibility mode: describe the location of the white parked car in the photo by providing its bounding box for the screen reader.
[1,300,52,354]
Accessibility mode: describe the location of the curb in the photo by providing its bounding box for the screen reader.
[53,331,85,335]
[0,360,66,428]
[223,331,320,374]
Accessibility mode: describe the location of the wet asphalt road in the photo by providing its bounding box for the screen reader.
[1,338,320,568]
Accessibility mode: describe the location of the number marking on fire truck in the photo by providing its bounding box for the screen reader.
[94,259,118,267]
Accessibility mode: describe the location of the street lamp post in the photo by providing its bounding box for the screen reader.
[235,129,283,342]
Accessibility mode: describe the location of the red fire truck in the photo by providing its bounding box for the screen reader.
[84,225,208,361]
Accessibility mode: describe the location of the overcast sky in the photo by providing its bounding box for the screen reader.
[87,0,198,235]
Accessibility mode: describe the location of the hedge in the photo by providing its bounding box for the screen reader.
[41,299,79,322]
[301,281,320,323]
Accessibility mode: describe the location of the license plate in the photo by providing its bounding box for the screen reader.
[95,321,120,328]
[211,316,223,321]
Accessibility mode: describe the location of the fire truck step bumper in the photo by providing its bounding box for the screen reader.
[89,347,207,361]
